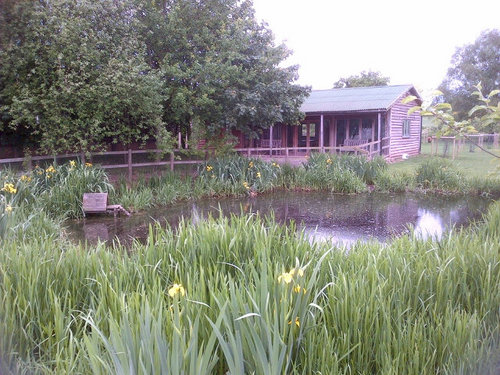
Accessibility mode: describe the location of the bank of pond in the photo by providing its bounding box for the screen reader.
[0,154,500,374]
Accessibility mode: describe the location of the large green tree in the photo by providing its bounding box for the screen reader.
[1,0,308,153]
[333,71,390,88]
[438,29,500,121]
[0,0,165,153]
[157,0,309,144]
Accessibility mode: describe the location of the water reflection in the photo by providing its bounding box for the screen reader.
[414,209,444,240]
[66,192,493,247]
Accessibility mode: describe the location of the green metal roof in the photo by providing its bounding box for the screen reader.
[300,84,421,113]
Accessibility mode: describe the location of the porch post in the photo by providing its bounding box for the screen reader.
[320,114,324,153]
[377,112,382,155]
[330,118,336,151]
[346,119,350,140]
[269,125,273,156]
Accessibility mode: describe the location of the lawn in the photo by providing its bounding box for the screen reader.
[389,140,500,178]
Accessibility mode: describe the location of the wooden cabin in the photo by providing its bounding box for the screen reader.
[233,85,423,161]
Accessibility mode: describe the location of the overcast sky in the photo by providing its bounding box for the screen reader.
[252,0,500,100]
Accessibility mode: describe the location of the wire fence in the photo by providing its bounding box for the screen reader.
[428,134,499,159]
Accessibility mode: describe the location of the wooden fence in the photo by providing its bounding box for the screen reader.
[429,134,499,160]
[0,139,387,182]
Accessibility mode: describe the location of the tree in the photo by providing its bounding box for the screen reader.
[404,83,500,159]
[0,0,308,154]
[333,71,390,88]
[0,0,166,154]
[157,0,309,146]
[438,29,500,121]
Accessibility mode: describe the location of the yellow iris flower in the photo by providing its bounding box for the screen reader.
[168,283,186,298]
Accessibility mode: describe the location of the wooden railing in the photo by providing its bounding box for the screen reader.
[0,149,204,182]
[235,138,385,160]
[0,138,389,181]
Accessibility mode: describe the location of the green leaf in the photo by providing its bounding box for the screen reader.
[402,95,418,104]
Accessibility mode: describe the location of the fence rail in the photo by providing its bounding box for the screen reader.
[0,140,387,182]
[429,133,499,160]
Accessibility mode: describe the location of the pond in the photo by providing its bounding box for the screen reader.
[66,192,494,247]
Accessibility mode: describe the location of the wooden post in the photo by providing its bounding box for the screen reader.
[346,119,350,140]
[330,118,335,150]
[494,133,499,148]
[178,132,182,149]
[81,152,86,165]
[128,149,132,183]
[170,152,174,171]
[320,115,324,153]
[269,125,273,156]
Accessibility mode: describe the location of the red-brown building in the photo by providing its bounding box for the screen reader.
[234,84,423,161]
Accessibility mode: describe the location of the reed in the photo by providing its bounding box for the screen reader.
[0,204,499,374]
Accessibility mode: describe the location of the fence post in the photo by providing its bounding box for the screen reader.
[128,149,133,183]
[170,152,174,171]
[81,152,85,165]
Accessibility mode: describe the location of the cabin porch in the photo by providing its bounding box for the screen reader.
[234,112,390,162]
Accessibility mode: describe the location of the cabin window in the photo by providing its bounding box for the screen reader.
[302,123,316,138]
[402,118,411,138]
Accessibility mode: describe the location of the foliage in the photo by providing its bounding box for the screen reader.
[1,203,500,373]
[0,0,165,154]
[1,0,309,154]
[415,158,465,191]
[198,154,281,194]
[405,84,500,161]
[158,0,310,146]
[374,169,414,193]
[304,153,387,185]
[438,29,500,121]
[0,161,113,240]
[333,70,390,88]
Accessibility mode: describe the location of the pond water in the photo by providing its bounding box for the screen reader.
[66,192,494,247]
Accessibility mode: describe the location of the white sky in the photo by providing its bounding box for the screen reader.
[252,0,500,101]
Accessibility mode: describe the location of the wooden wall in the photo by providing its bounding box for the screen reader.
[387,93,421,160]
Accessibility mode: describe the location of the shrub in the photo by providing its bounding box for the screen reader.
[304,153,387,184]
[198,155,281,194]
[375,170,414,193]
[415,158,465,191]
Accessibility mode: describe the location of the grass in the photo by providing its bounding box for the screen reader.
[0,207,499,374]
[1,155,500,373]
[390,141,500,178]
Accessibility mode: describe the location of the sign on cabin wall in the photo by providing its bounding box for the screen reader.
[83,193,108,213]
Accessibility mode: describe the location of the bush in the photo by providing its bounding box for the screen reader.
[375,170,414,193]
[415,158,465,191]
[198,155,281,194]
[304,153,387,184]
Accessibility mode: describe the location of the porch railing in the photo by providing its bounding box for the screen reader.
[235,138,387,160]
